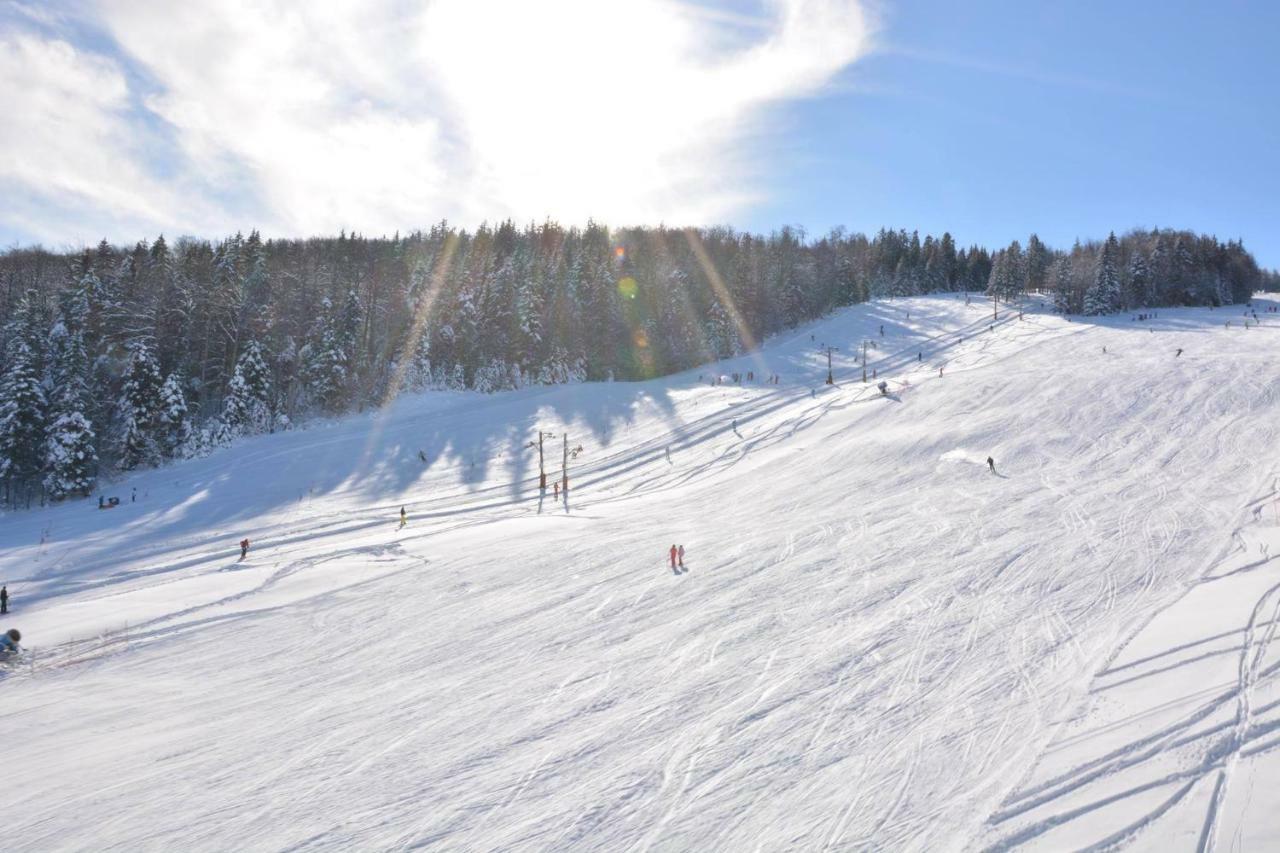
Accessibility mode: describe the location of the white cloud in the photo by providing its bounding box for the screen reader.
[1,0,872,244]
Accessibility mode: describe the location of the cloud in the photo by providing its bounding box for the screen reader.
[0,0,872,245]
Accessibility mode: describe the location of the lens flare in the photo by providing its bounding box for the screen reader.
[633,328,649,348]
[617,276,638,299]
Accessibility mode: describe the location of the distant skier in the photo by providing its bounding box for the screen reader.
[987,456,996,474]
[879,324,884,336]
[677,545,685,568]
[1176,348,1183,357]
[0,585,7,615]
[418,450,428,463]
[239,538,250,560]
[0,629,20,657]
[399,507,407,529]
[669,544,679,570]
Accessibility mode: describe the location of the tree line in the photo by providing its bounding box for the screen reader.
[0,221,1271,507]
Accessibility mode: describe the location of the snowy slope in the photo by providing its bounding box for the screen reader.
[2,294,1279,851]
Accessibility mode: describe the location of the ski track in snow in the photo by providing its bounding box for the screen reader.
[2,294,1280,851]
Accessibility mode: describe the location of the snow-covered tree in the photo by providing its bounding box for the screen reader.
[43,412,96,499]
[1084,232,1122,315]
[156,372,192,458]
[220,340,272,438]
[42,306,97,498]
[0,339,47,490]
[116,342,164,469]
[1051,256,1074,314]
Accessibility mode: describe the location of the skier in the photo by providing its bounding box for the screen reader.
[669,544,679,570]
[399,506,407,529]
[1176,348,1183,357]
[0,629,19,657]
[0,585,6,615]
[677,545,685,568]
[131,487,136,503]
[987,456,996,474]
[239,538,250,560]
[418,449,428,463]
[554,481,560,499]
[879,324,884,336]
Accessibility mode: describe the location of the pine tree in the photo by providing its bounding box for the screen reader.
[1026,234,1051,293]
[301,300,349,411]
[43,412,96,500]
[42,301,98,499]
[157,372,192,458]
[116,342,164,469]
[1051,256,1074,313]
[1126,251,1151,309]
[220,340,272,438]
[0,339,47,496]
[1084,232,1122,315]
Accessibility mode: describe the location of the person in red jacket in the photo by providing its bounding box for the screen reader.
[240,538,250,560]
[669,544,678,569]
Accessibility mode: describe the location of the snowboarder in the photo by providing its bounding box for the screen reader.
[987,456,996,474]
[669,544,679,570]
[239,538,250,560]
[0,585,6,615]
[0,629,20,657]
[677,545,685,568]
[399,507,407,529]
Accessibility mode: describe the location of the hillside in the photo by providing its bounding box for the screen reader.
[2,293,1279,850]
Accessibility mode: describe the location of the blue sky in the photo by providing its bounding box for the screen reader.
[1,0,1277,267]
[753,0,1280,266]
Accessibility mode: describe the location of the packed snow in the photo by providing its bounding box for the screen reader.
[3,294,1279,851]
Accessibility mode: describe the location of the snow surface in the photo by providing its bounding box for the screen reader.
[3,294,1280,851]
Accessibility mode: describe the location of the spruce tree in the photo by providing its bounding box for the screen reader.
[43,305,98,499]
[157,372,192,458]
[1084,232,1122,315]
[116,342,164,469]
[0,339,47,495]
[220,340,272,437]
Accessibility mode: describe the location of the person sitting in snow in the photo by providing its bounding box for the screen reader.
[0,629,21,656]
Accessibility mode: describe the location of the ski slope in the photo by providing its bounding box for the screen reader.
[3,294,1280,851]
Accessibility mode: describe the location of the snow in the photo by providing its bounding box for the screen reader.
[2,293,1280,850]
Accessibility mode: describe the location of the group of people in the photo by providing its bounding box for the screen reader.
[668,544,687,571]
[702,372,781,386]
